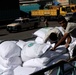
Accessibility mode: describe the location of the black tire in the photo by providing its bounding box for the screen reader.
[6,28,12,33]
[17,25,22,32]
[8,30,12,33]
[40,17,45,22]
[34,22,38,28]
[6,28,9,31]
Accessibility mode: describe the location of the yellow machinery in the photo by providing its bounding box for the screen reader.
[31,4,76,21]
[69,4,76,12]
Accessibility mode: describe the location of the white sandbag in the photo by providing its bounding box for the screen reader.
[0,69,4,75]
[0,56,22,68]
[14,66,37,75]
[0,64,9,71]
[34,27,64,44]
[35,36,44,44]
[8,57,22,66]
[1,68,14,75]
[0,41,21,59]
[0,65,14,75]
[23,57,47,68]
[21,41,51,62]
[16,40,35,49]
[33,27,53,42]
[16,40,26,49]
[2,69,14,75]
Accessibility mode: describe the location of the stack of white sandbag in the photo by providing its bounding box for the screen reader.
[0,41,22,75]
[20,40,51,68]
[16,39,50,64]
[21,41,51,62]
[13,40,51,75]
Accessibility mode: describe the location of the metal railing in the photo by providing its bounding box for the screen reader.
[30,56,76,75]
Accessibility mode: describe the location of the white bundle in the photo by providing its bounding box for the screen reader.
[0,41,21,59]
[16,40,26,49]
[16,40,35,49]
[14,66,36,75]
[0,64,14,75]
[23,57,47,68]
[0,56,22,68]
[21,41,51,62]
[34,27,53,43]
[35,36,44,44]
[0,41,22,75]
[1,68,14,75]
